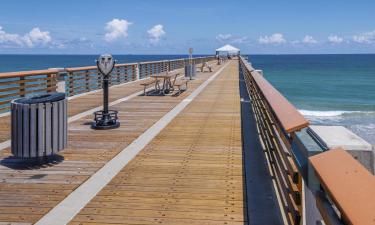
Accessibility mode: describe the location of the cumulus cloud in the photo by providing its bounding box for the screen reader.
[24,28,52,47]
[328,35,344,44]
[353,30,375,44]
[216,34,248,44]
[104,19,132,42]
[216,34,232,42]
[0,26,52,47]
[259,33,286,44]
[147,24,166,43]
[302,35,317,44]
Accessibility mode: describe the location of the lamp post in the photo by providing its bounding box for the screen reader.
[91,54,120,130]
[189,48,193,80]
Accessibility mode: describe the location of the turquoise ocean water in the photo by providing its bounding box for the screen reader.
[0,54,374,144]
[248,54,375,144]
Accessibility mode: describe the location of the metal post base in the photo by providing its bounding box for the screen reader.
[91,110,120,130]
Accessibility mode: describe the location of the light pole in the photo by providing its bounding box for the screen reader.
[92,54,120,130]
[189,48,193,80]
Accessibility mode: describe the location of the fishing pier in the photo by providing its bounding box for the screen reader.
[0,55,373,225]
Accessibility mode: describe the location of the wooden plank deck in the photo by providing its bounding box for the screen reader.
[0,60,245,225]
[68,61,244,225]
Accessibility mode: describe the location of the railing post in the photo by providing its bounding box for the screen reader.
[19,77,26,97]
[116,67,121,84]
[46,73,56,93]
[85,70,90,92]
[136,63,140,80]
[68,72,74,96]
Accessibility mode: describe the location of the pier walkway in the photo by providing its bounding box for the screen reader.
[0,60,252,225]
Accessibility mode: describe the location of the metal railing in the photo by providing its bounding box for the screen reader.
[240,56,375,225]
[240,56,309,225]
[65,63,137,96]
[0,56,216,113]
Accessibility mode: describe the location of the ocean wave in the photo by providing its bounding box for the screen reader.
[298,109,375,117]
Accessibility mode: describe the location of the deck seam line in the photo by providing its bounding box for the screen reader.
[34,62,229,225]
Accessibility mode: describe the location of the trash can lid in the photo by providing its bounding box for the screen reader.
[14,92,66,104]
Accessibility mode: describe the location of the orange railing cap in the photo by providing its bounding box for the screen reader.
[0,69,59,78]
[65,66,97,72]
[310,148,375,225]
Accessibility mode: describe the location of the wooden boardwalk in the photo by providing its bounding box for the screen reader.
[0,60,245,225]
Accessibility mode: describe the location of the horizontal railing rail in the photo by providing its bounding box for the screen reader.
[0,56,215,113]
[240,56,309,225]
[240,55,374,225]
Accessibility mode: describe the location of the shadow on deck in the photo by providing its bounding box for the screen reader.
[239,70,284,225]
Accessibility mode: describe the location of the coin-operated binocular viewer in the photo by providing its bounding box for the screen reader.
[92,54,120,130]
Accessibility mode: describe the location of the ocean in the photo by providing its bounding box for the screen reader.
[0,55,201,73]
[0,54,374,144]
[248,54,375,144]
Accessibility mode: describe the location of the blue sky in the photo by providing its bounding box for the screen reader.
[0,0,375,54]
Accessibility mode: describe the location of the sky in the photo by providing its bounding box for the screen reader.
[0,0,375,54]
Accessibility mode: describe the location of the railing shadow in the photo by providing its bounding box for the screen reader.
[239,66,284,225]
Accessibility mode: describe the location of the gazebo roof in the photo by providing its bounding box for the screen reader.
[215,44,240,52]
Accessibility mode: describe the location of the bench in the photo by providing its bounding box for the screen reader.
[197,62,213,72]
[173,78,189,95]
[140,79,160,96]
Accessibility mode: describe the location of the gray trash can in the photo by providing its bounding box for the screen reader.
[184,64,196,78]
[11,92,67,158]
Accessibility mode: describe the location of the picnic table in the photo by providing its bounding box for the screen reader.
[151,73,179,95]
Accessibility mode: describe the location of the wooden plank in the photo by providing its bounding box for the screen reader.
[310,148,375,225]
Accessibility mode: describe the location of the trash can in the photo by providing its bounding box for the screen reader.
[184,64,196,78]
[11,92,67,158]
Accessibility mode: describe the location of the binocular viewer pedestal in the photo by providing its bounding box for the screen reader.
[92,110,120,130]
[91,54,120,130]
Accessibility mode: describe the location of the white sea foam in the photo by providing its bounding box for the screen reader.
[298,109,375,144]
[298,109,373,117]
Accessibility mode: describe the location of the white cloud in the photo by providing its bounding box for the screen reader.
[328,35,344,44]
[259,33,286,44]
[147,24,166,43]
[302,35,317,44]
[104,19,132,42]
[353,30,375,44]
[216,34,232,42]
[216,33,248,44]
[0,26,52,47]
[24,28,52,47]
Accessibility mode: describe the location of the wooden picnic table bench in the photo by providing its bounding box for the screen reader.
[151,72,180,95]
[197,62,213,72]
[140,78,160,96]
[173,78,189,95]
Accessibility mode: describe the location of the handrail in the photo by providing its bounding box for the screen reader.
[65,63,138,72]
[242,58,309,133]
[240,56,307,225]
[0,69,59,79]
[241,55,374,225]
[310,148,375,225]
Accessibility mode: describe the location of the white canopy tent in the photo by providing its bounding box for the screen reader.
[215,44,240,56]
